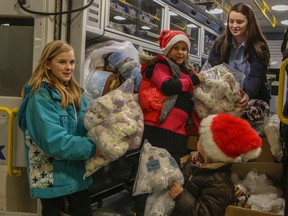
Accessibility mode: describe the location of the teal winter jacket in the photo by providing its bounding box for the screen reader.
[18,83,96,199]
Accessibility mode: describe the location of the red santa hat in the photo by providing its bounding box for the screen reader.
[158,30,191,56]
[199,113,262,163]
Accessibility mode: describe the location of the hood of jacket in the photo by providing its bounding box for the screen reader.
[18,83,61,132]
[139,53,157,65]
[139,54,170,77]
[18,85,33,132]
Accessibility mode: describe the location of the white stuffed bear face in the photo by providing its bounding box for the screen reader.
[84,111,106,130]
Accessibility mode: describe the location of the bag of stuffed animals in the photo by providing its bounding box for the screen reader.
[193,63,245,118]
[132,141,184,196]
[83,77,144,178]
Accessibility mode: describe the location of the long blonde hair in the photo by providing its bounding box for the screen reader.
[21,40,82,110]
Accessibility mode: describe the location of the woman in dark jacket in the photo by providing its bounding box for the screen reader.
[169,113,263,216]
[207,3,271,107]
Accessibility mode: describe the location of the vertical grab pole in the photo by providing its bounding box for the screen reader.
[277,58,288,124]
[0,107,22,176]
[277,58,288,216]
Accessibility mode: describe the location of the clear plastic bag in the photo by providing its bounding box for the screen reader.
[264,114,283,161]
[144,189,175,216]
[84,69,119,101]
[132,141,184,196]
[84,40,119,84]
[194,63,243,118]
[106,51,142,92]
[232,169,285,215]
[84,40,141,93]
[83,78,144,178]
[248,194,285,214]
[200,62,246,88]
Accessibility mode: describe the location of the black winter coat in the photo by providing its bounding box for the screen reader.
[172,160,234,216]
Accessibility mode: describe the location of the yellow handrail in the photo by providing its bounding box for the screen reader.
[277,58,288,124]
[211,0,232,13]
[0,107,22,177]
[118,0,136,9]
[253,0,277,27]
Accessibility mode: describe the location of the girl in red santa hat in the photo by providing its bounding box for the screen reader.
[169,113,262,216]
[138,30,205,164]
[136,29,205,215]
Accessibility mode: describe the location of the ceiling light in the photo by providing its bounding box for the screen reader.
[272,5,288,11]
[169,11,178,16]
[141,26,151,30]
[206,8,223,14]
[281,20,288,25]
[113,16,126,21]
[187,23,197,28]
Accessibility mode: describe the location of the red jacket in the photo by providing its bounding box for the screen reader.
[138,55,198,135]
[138,58,167,124]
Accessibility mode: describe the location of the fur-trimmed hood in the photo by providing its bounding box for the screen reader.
[139,53,164,65]
[139,53,169,77]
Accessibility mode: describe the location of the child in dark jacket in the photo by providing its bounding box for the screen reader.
[169,113,262,216]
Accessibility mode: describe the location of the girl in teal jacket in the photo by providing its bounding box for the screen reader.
[18,40,100,216]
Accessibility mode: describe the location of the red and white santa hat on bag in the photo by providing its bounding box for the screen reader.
[199,113,262,163]
[158,30,191,56]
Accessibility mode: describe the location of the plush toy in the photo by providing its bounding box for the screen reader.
[245,99,270,123]
[84,156,110,178]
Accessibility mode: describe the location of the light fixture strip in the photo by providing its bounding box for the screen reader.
[253,0,277,27]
